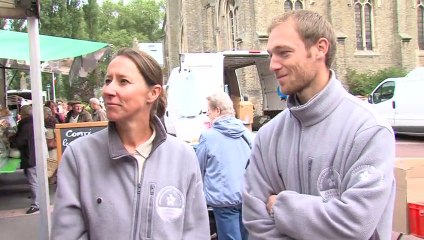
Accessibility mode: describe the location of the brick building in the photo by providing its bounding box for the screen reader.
[164,0,424,113]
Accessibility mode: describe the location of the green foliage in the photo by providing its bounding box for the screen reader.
[0,19,6,29]
[5,70,23,90]
[1,0,165,102]
[82,0,100,40]
[345,67,407,96]
[9,19,26,31]
[98,0,164,50]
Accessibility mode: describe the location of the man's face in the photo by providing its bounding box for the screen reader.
[48,102,57,113]
[267,19,320,101]
[207,104,220,123]
[73,104,83,113]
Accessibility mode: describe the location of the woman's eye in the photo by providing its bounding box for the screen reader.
[120,79,130,85]
[104,79,112,85]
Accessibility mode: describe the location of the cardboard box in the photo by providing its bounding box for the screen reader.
[393,159,424,233]
[234,101,254,124]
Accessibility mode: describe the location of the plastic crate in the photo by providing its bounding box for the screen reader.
[409,202,424,238]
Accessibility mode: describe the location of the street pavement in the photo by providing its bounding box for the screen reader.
[0,170,55,240]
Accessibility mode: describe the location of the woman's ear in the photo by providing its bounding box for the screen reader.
[147,85,161,103]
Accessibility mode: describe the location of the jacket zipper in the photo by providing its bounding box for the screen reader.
[132,182,142,240]
[308,158,313,194]
[297,124,304,192]
[146,183,156,239]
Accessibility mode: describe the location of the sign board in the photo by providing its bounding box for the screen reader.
[55,121,108,161]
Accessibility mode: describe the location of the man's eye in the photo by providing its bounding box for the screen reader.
[279,51,290,57]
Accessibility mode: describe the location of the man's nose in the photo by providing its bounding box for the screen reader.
[269,56,281,72]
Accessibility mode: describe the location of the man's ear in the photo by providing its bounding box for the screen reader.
[316,37,329,60]
[147,85,161,103]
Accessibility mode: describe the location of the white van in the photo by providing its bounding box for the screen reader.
[164,51,280,143]
[367,67,424,135]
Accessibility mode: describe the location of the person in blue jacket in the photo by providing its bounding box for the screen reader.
[196,91,253,240]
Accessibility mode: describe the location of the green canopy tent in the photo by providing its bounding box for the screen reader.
[0,29,109,61]
[0,28,109,239]
[0,29,110,106]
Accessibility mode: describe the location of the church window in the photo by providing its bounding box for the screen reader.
[228,0,238,50]
[284,0,304,12]
[418,0,424,50]
[355,0,374,50]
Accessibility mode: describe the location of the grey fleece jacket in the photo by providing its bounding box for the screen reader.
[51,116,210,240]
[243,72,396,240]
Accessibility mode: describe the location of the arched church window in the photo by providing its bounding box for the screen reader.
[295,0,303,9]
[284,0,293,12]
[418,0,424,50]
[227,0,238,50]
[284,0,304,12]
[355,0,374,50]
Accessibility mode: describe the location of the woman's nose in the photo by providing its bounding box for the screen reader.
[102,81,116,95]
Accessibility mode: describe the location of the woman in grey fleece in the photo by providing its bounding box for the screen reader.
[243,10,396,240]
[51,48,210,239]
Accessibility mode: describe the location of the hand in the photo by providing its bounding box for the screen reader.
[267,195,277,216]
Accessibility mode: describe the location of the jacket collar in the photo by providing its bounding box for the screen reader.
[108,116,167,159]
[286,70,346,126]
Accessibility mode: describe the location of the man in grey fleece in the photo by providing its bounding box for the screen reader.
[242,10,395,240]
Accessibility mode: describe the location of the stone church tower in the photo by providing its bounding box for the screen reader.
[164,0,424,112]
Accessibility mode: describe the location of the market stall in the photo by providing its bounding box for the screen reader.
[0,4,109,237]
[0,108,19,173]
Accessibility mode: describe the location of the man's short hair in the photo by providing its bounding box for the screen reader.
[268,10,337,68]
[20,105,32,118]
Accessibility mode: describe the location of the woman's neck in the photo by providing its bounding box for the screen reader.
[116,118,153,153]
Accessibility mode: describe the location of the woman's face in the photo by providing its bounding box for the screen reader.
[102,55,160,123]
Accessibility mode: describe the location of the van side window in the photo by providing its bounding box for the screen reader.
[372,81,395,104]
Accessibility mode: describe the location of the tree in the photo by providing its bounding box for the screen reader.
[83,0,100,40]
[2,0,165,102]
[39,0,72,37]
[98,0,164,50]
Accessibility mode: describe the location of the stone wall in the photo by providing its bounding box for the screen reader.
[164,0,424,115]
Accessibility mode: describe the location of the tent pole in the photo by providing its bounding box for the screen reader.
[52,72,56,102]
[27,16,51,240]
[0,62,5,108]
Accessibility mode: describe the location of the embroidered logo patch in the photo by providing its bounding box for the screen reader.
[317,167,341,201]
[351,165,383,185]
[156,186,185,222]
